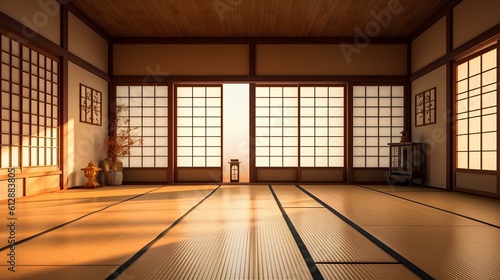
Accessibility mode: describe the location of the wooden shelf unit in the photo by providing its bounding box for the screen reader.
[388,142,425,186]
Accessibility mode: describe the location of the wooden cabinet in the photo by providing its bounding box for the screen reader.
[388,142,425,186]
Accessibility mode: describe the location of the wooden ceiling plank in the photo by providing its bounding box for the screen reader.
[70,0,453,38]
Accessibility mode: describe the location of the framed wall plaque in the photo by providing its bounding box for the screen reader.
[415,87,436,127]
[80,84,102,126]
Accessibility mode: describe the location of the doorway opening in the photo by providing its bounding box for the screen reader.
[222,84,250,183]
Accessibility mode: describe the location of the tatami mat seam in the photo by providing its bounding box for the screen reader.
[269,185,324,280]
[356,185,500,229]
[295,184,434,280]
[0,186,165,252]
[105,185,222,280]
[315,261,400,264]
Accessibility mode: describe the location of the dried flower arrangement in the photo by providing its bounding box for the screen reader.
[104,103,143,171]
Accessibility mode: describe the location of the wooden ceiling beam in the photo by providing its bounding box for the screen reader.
[111,36,409,45]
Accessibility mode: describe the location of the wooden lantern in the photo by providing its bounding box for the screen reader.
[81,160,102,188]
[229,159,240,182]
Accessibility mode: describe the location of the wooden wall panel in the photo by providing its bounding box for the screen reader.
[26,175,59,196]
[456,172,497,194]
[412,16,447,73]
[453,0,500,49]
[176,168,222,183]
[256,169,298,182]
[300,169,344,182]
[68,12,109,73]
[353,168,389,183]
[123,168,168,183]
[256,44,407,76]
[113,44,249,76]
[0,177,24,199]
[0,0,60,45]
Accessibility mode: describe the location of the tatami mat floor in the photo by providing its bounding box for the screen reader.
[0,184,499,279]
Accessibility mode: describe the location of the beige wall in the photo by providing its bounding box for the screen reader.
[0,0,60,45]
[67,62,108,188]
[453,0,500,49]
[257,44,407,76]
[412,16,446,73]
[68,12,109,73]
[114,43,407,77]
[411,65,447,189]
[114,44,249,76]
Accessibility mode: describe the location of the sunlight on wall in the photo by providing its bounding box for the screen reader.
[67,118,75,184]
[223,84,249,182]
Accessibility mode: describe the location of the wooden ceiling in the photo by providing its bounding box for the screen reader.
[70,0,454,38]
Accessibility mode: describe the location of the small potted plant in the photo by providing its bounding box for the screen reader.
[103,103,142,185]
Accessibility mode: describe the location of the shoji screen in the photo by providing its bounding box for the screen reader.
[300,86,344,167]
[353,85,404,168]
[1,35,59,168]
[116,85,168,168]
[255,86,299,167]
[176,85,222,168]
[456,48,497,171]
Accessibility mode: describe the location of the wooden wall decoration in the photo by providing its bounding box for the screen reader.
[415,87,436,127]
[80,83,102,126]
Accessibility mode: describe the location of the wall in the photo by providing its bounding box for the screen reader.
[0,0,60,45]
[66,62,108,188]
[0,2,111,193]
[412,16,446,73]
[64,10,109,188]
[257,44,407,76]
[114,44,249,76]
[411,0,500,196]
[114,43,407,76]
[411,66,447,189]
[65,11,109,188]
[453,0,500,49]
[452,0,500,196]
[115,43,406,184]
[68,12,108,73]
[0,0,63,198]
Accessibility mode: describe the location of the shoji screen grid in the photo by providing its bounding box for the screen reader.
[353,85,404,168]
[176,86,222,167]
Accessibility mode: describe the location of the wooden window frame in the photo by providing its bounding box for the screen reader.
[455,46,497,172]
